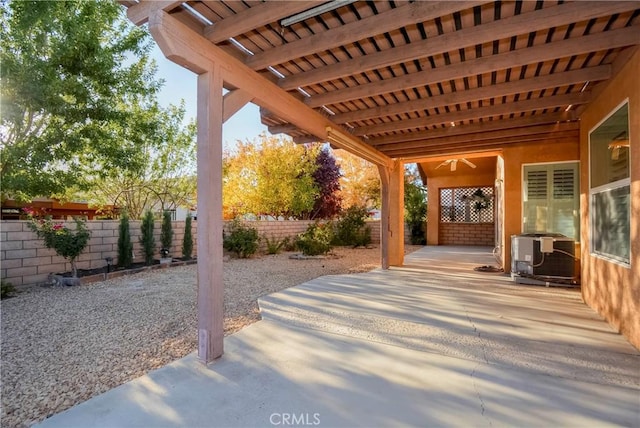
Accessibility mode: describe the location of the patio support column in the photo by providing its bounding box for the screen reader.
[379,160,405,269]
[196,65,224,364]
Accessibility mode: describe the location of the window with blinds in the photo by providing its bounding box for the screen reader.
[523,162,579,241]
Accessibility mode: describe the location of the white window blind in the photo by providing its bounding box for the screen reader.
[523,162,579,241]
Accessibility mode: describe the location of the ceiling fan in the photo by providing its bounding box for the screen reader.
[435,158,477,172]
[608,131,629,160]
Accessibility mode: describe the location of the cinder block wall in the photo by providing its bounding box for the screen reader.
[1,219,381,287]
[1,220,198,287]
[438,222,494,246]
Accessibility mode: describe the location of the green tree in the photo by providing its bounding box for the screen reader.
[223,135,318,219]
[117,211,134,268]
[140,210,155,265]
[160,210,173,256]
[404,166,427,245]
[84,103,197,219]
[182,212,193,260]
[0,0,162,201]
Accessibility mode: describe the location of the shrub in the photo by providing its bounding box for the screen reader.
[333,205,370,247]
[223,219,259,258]
[263,235,289,255]
[284,236,298,252]
[296,222,333,256]
[140,210,156,265]
[1,280,16,299]
[117,211,134,268]
[353,225,372,248]
[26,213,90,277]
[182,212,193,260]
[160,211,173,257]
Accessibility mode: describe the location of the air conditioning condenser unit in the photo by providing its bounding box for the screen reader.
[511,233,575,279]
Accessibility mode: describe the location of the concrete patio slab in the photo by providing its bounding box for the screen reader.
[36,247,640,427]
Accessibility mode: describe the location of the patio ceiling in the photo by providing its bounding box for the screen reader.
[123,1,640,162]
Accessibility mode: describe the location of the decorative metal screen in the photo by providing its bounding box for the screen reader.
[440,186,494,223]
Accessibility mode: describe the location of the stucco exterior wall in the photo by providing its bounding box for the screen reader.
[501,140,580,272]
[578,49,640,349]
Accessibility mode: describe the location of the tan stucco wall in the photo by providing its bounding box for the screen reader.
[501,140,580,271]
[579,49,640,350]
[426,169,496,245]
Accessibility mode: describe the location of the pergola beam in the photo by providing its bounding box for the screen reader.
[149,10,391,168]
[223,89,254,123]
[305,25,639,108]
[387,131,579,158]
[368,112,574,146]
[267,124,299,135]
[126,0,183,25]
[376,121,580,153]
[246,1,485,71]
[204,1,325,44]
[409,150,504,165]
[280,1,638,91]
[332,66,610,124]
[352,92,589,136]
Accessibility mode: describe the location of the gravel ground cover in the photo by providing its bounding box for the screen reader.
[1,246,420,427]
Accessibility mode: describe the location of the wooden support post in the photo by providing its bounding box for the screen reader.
[196,66,224,364]
[379,166,390,269]
[378,160,405,269]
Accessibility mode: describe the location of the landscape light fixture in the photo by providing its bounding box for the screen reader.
[281,0,358,27]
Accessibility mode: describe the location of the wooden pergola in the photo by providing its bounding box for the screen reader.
[121,0,640,363]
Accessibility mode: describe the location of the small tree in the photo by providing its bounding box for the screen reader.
[308,147,342,219]
[160,211,173,258]
[182,212,193,260]
[26,213,90,277]
[140,210,156,265]
[117,211,134,268]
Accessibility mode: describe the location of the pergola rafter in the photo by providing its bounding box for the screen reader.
[279,1,639,91]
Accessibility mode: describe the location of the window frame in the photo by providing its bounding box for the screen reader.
[588,99,631,267]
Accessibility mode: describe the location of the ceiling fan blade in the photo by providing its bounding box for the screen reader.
[436,160,450,169]
[460,158,477,168]
[612,147,620,160]
[450,159,457,171]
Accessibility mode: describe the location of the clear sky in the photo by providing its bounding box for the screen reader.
[151,45,268,150]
